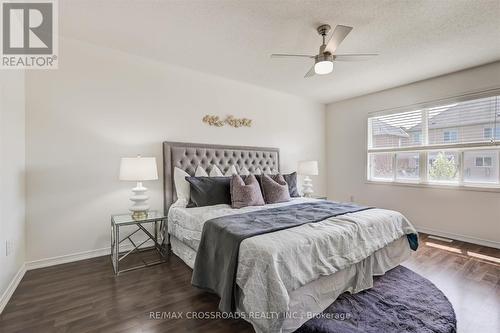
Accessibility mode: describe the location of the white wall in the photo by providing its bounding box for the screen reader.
[326,61,500,247]
[0,72,26,301]
[25,38,326,262]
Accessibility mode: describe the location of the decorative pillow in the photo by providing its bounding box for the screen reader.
[195,166,208,177]
[260,173,291,204]
[225,165,238,176]
[230,175,265,209]
[253,168,262,175]
[173,167,191,206]
[239,166,250,176]
[209,165,238,177]
[209,165,224,177]
[186,176,231,207]
[282,172,300,197]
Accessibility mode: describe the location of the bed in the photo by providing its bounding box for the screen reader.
[163,141,417,333]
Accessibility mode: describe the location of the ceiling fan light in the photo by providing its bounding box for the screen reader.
[314,60,333,75]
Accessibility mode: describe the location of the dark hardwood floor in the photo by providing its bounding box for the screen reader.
[1,233,499,333]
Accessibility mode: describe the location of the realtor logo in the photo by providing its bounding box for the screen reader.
[1,0,58,69]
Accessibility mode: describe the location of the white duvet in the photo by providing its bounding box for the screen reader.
[168,198,417,333]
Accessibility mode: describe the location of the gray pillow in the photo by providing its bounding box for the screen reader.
[230,174,265,209]
[186,176,231,208]
[261,173,291,204]
[278,172,300,197]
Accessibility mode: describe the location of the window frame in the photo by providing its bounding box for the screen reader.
[366,88,500,192]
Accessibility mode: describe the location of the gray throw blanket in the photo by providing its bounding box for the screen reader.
[191,201,416,313]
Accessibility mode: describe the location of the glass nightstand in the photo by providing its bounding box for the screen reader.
[111,210,168,275]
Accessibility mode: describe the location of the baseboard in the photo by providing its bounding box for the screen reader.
[0,264,26,314]
[25,247,111,270]
[25,239,156,270]
[416,226,500,249]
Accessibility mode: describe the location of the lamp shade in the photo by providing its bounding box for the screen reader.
[119,156,158,181]
[298,160,318,176]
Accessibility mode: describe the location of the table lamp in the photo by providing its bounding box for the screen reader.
[298,160,318,197]
[119,155,158,219]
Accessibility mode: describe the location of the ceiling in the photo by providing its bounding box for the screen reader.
[59,0,500,104]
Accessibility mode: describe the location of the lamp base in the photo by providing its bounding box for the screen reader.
[302,176,314,197]
[131,210,148,220]
[129,181,150,219]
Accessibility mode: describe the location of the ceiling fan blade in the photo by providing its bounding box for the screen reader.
[304,65,315,78]
[325,25,353,53]
[334,53,378,61]
[271,54,315,59]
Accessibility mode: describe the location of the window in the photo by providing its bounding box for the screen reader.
[475,157,492,167]
[484,127,500,140]
[369,153,393,180]
[428,151,459,183]
[465,151,498,183]
[367,92,500,189]
[443,130,458,143]
[411,133,422,145]
[396,152,419,181]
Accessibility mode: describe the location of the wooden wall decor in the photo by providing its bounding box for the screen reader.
[203,115,252,128]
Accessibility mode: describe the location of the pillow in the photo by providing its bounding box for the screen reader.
[195,166,208,177]
[173,167,191,206]
[260,173,291,204]
[253,168,262,175]
[209,165,238,177]
[186,176,231,207]
[209,165,223,177]
[230,175,265,209]
[225,165,238,176]
[282,172,300,197]
[239,166,250,176]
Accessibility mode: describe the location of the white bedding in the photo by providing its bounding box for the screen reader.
[168,197,318,251]
[167,198,417,333]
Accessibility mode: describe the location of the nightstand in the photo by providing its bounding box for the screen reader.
[111,210,167,275]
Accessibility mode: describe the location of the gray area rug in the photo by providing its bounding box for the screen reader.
[296,265,457,333]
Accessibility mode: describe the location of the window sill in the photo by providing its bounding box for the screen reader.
[365,180,500,193]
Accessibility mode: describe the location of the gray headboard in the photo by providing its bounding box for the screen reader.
[163,141,280,214]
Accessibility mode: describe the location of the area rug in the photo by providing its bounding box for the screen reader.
[296,265,457,333]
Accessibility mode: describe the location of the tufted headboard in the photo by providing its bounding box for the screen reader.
[163,141,280,214]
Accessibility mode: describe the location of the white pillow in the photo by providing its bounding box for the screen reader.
[209,165,224,177]
[173,167,190,206]
[195,166,208,177]
[225,165,238,176]
[253,168,262,175]
[239,167,250,176]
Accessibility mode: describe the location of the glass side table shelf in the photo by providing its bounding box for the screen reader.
[111,210,168,275]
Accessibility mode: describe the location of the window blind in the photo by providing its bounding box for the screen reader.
[368,95,499,150]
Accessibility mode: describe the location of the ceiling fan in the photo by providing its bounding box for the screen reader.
[271,24,378,77]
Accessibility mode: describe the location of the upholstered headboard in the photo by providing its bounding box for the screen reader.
[163,141,280,214]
